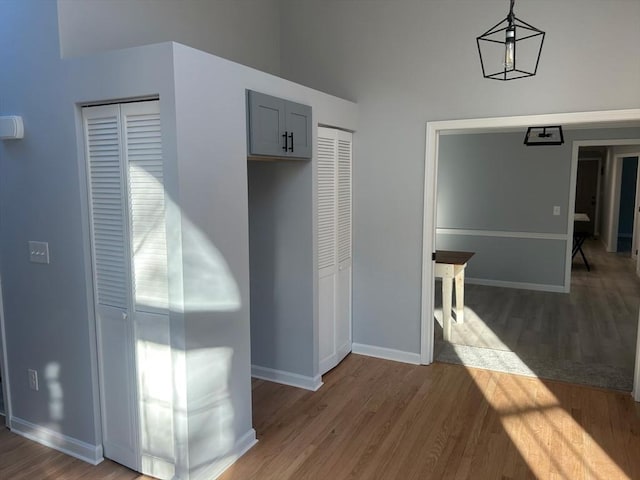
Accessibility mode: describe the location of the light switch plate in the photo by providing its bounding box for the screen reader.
[553,206,561,216]
[29,241,50,264]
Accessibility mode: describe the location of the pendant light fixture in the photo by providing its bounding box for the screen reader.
[477,0,545,81]
[524,126,564,146]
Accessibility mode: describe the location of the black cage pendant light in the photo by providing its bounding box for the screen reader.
[477,0,545,81]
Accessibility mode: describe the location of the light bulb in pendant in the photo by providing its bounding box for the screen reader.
[504,27,515,70]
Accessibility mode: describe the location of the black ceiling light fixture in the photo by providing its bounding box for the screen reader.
[477,0,545,81]
[524,126,564,146]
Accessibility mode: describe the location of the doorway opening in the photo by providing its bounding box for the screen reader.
[617,156,639,254]
[420,109,640,400]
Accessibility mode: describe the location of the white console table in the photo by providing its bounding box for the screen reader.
[435,250,475,342]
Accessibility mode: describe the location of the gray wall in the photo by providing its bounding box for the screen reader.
[248,161,314,377]
[437,235,566,286]
[3,1,639,459]
[0,3,356,476]
[57,0,282,75]
[0,1,100,445]
[438,131,570,234]
[279,0,640,354]
[437,128,640,288]
[0,1,180,452]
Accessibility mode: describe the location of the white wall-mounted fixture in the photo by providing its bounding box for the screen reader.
[0,115,24,139]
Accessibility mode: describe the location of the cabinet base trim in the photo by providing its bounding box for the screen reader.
[251,365,323,391]
[352,343,421,365]
[10,416,104,465]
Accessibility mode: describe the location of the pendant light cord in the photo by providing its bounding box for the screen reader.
[508,0,515,24]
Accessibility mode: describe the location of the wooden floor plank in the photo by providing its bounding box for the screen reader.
[2,356,640,479]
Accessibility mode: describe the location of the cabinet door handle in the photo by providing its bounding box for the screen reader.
[282,131,288,151]
[288,132,294,152]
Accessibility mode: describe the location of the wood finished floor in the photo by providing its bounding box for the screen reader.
[0,416,149,480]
[435,239,640,386]
[3,356,640,479]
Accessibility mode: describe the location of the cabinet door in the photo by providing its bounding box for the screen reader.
[285,100,312,159]
[248,91,287,157]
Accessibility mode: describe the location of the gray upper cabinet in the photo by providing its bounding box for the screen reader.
[284,100,312,158]
[248,90,312,159]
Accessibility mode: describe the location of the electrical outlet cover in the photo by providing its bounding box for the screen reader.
[28,369,39,391]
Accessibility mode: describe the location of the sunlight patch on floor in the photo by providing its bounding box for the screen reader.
[448,342,538,376]
[436,279,635,478]
[435,306,510,350]
[466,349,629,479]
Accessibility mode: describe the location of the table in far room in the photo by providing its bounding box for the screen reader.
[573,212,591,271]
[434,250,475,342]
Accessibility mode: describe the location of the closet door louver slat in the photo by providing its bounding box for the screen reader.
[85,110,128,310]
[123,108,169,313]
[318,136,337,270]
[337,139,352,264]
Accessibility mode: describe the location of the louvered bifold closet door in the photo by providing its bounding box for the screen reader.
[122,101,169,313]
[335,131,353,359]
[83,104,139,472]
[121,101,175,475]
[318,128,338,373]
[318,127,352,375]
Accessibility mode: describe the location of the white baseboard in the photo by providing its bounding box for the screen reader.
[192,428,257,480]
[10,416,103,465]
[465,277,566,293]
[251,365,323,391]
[351,343,421,365]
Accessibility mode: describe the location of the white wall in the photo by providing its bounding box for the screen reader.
[279,0,640,355]
[171,43,356,476]
[170,42,357,387]
[57,0,282,75]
